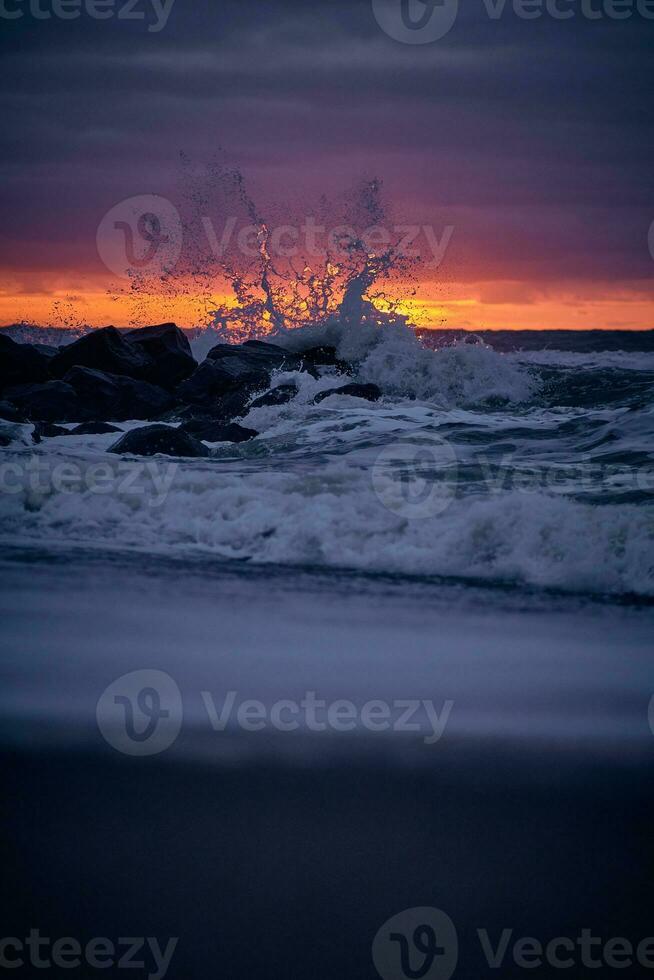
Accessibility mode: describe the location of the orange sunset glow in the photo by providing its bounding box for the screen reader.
[2,270,653,333]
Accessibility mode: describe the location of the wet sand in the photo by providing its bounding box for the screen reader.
[4,740,653,980]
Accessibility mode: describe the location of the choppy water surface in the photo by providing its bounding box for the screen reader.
[1,324,653,599]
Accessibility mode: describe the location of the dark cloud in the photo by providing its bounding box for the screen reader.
[1,0,653,286]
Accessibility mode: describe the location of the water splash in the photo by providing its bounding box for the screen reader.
[114,160,419,342]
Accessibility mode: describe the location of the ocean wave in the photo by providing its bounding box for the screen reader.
[1,441,652,596]
[277,320,536,407]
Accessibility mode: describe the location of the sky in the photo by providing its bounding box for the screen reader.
[1,0,654,330]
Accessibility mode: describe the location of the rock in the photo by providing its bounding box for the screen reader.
[62,367,122,417]
[299,346,351,375]
[156,404,217,424]
[177,364,261,412]
[0,400,25,422]
[182,420,258,443]
[125,323,196,389]
[181,340,304,403]
[0,335,52,393]
[250,384,298,409]
[178,340,304,413]
[176,359,241,405]
[200,386,257,422]
[108,424,209,458]
[64,367,172,421]
[49,326,152,381]
[68,422,122,435]
[4,381,86,422]
[313,383,382,405]
[32,422,68,443]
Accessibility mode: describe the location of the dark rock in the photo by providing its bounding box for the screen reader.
[178,340,304,416]
[177,359,242,405]
[63,367,122,416]
[0,400,25,422]
[299,346,351,375]
[5,381,86,422]
[64,367,172,421]
[156,404,217,424]
[109,424,209,458]
[32,422,68,443]
[49,326,152,381]
[125,323,196,389]
[182,420,258,443]
[157,390,255,425]
[313,383,382,405]
[250,384,298,408]
[68,422,122,435]
[0,335,52,393]
[198,387,257,422]
[183,340,304,400]
[112,378,173,421]
[177,365,262,413]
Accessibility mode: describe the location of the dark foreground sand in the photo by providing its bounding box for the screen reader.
[4,741,653,979]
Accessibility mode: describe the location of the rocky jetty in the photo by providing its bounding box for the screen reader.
[0,324,373,455]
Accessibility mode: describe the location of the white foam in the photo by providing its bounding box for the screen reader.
[275,320,536,406]
[1,439,652,596]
